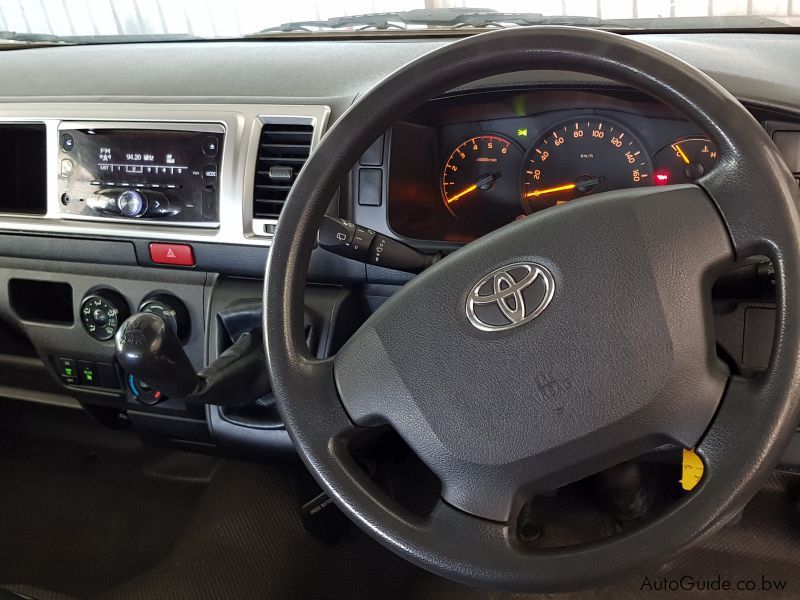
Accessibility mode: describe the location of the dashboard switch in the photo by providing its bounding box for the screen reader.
[360,135,385,166]
[77,361,99,386]
[149,243,195,266]
[358,168,383,206]
[56,357,78,385]
[97,362,121,389]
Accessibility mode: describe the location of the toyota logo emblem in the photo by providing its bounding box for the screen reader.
[466,262,555,332]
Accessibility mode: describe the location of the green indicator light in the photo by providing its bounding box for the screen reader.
[85,372,93,381]
[65,367,73,376]
[517,128,528,137]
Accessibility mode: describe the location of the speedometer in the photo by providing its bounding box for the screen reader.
[521,117,652,214]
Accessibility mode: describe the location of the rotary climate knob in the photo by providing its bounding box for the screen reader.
[80,290,130,341]
[117,190,146,217]
[139,294,190,343]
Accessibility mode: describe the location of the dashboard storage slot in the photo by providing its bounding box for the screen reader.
[9,279,73,325]
[0,123,47,215]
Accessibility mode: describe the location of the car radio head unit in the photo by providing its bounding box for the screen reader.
[57,122,224,227]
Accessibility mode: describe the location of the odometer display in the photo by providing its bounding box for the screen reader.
[522,117,652,213]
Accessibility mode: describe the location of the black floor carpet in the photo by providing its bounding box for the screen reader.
[2,399,800,599]
[0,402,214,599]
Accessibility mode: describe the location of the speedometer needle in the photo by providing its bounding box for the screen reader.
[447,184,478,204]
[525,183,576,198]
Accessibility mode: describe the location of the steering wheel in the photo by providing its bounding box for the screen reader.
[264,27,800,591]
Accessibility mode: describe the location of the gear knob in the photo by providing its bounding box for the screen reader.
[115,311,199,399]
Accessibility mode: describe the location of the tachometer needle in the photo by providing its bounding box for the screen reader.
[673,143,691,165]
[525,183,576,198]
[447,184,478,204]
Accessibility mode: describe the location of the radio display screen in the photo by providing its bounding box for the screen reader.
[58,126,223,225]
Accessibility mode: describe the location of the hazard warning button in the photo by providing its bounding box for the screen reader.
[149,243,196,267]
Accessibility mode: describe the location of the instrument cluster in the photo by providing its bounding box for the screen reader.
[386,89,719,243]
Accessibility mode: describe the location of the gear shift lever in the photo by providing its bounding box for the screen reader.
[115,311,270,405]
[116,312,198,398]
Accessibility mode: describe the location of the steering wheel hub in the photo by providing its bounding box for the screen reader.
[335,185,730,521]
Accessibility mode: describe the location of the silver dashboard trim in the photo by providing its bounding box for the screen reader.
[0,103,331,247]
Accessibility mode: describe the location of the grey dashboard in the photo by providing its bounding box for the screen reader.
[0,34,795,111]
[0,31,798,459]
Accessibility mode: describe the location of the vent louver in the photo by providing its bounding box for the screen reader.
[252,118,314,220]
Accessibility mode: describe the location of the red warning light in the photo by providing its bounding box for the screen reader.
[654,171,671,186]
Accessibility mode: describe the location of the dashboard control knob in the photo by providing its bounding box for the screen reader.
[117,190,146,217]
[138,294,190,343]
[80,290,130,341]
[92,308,109,325]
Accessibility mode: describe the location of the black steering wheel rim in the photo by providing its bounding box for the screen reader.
[264,27,800,592]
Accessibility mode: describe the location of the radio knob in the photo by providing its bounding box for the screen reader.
[117,190,146,217]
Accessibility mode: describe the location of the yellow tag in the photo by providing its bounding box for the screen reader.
[681,448,704,491]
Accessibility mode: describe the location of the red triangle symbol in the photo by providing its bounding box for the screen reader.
[166,248,176,258]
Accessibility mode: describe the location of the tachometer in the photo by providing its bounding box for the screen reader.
[521,117,652,213]
[441,134,523,227]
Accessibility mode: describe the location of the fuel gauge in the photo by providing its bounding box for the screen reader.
[653,137,718,185]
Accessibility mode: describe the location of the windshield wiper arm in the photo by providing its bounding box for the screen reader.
[0,31,208,48]
[0,30,75,46]
[254,9,615,34]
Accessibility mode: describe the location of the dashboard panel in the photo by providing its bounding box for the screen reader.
[1,35,800,461]
[387,89,719,243]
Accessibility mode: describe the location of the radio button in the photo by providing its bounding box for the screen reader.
[61,133,75,152]
[203,137,219,157]
[202,164,218,183]
[201,188,216,220]
[60,158,74,177]
[144,194,175,218]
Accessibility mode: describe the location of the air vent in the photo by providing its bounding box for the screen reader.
[253,118,315,221]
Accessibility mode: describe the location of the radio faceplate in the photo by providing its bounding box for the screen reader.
[57,122,224,227]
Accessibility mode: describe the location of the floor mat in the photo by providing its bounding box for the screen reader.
[0,401,215,599]
[95,460,429,600]
[96,462,800,600]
